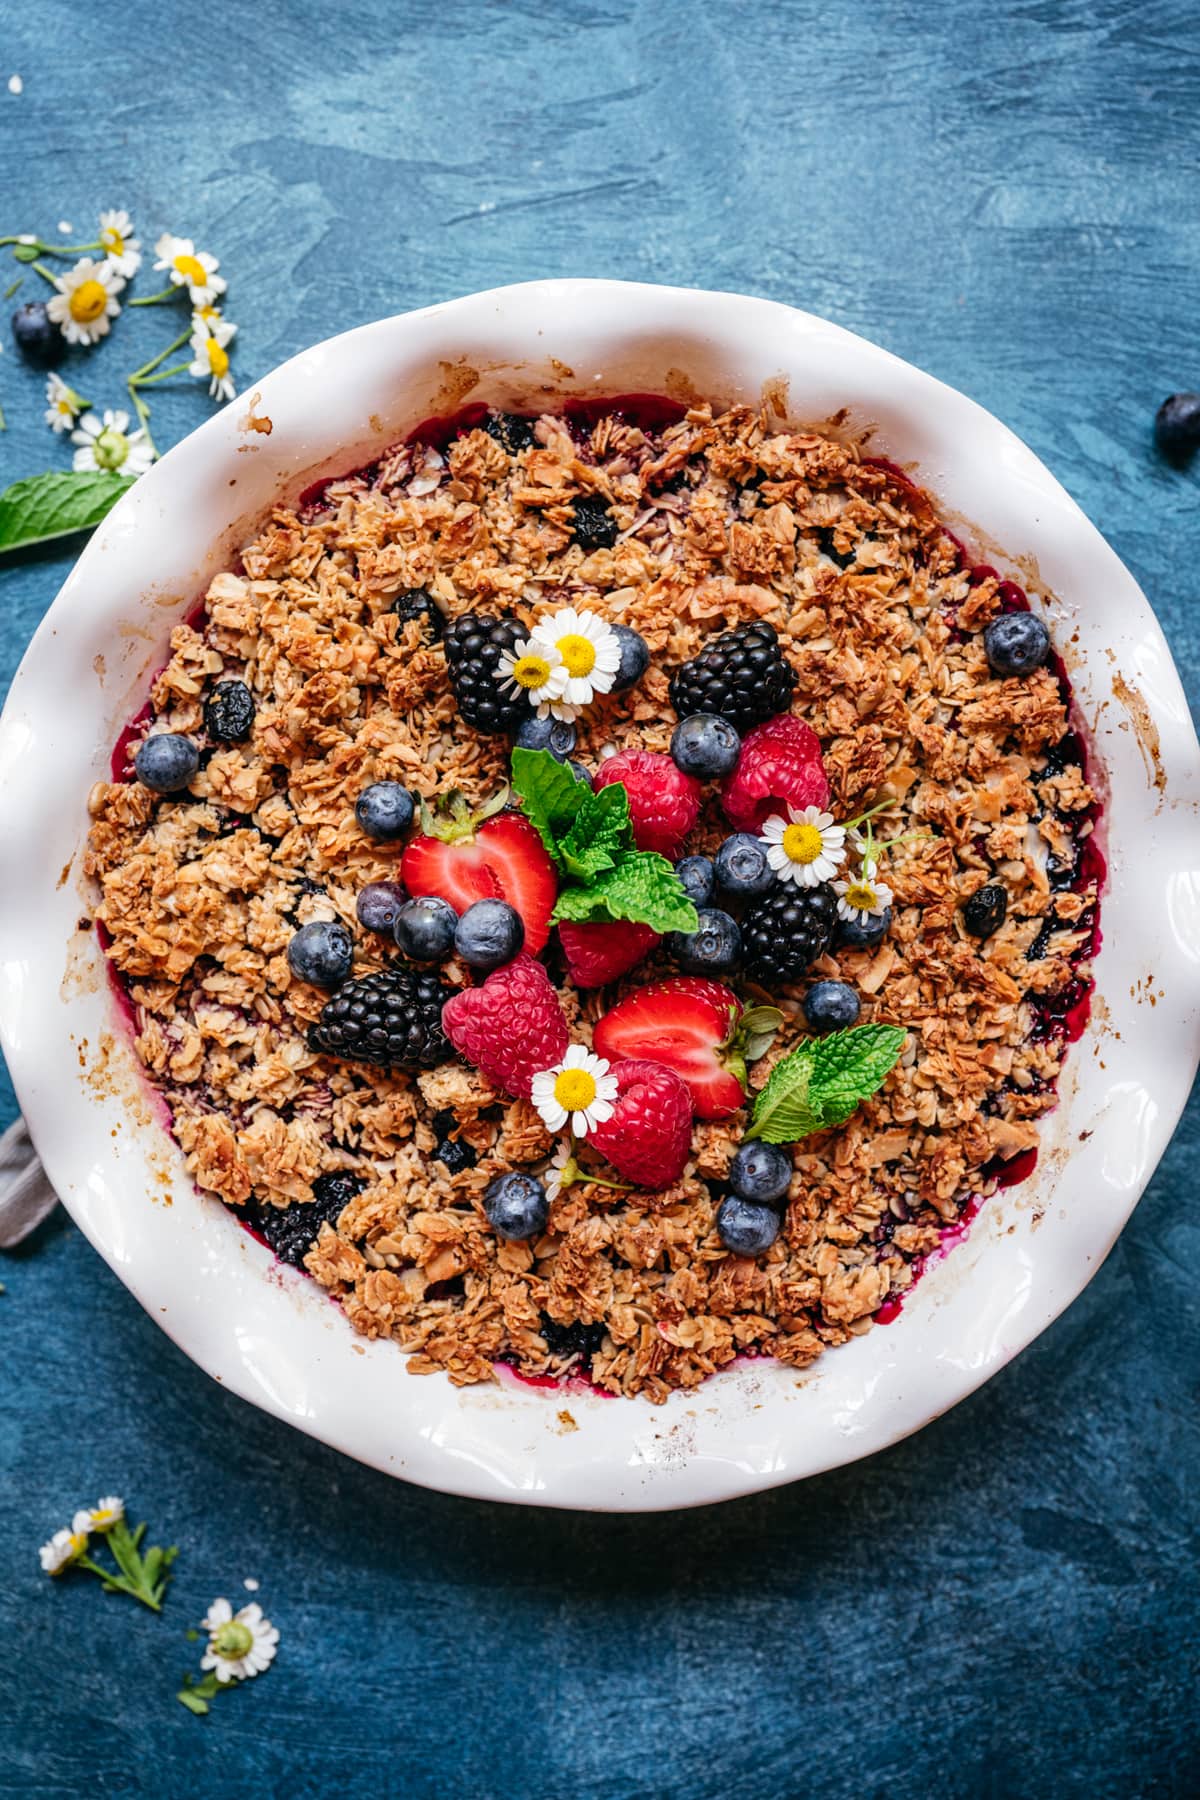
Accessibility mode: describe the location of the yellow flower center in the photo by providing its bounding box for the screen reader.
[782,822,824,864]
[93,427,129,471]
[511,652,552,691]
[556,633,596,677]
[69,279,108,323]
[844,881,877,911]
[68,1532,87,1557]
[206,339,230,379]
[101,228,124,254]
[554,1069,597,1111]
[214,1621,254,1658]
[174,253,208,286]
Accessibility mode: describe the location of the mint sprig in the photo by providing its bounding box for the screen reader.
[745,1024,907,1144]
[0,470,134,555]
[512,748,699,936]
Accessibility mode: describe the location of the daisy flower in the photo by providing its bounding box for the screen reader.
[153,233,226,306]
[833,861,894,925]
[39,1524,87,1576]
[44,373,87,434]
[544,1137,576,1203]
[86,1495,125,1532]
[45,256,124,346]
[188,318,237,402]
[98,208,141,278]
[71,409,154,477]
[191,301,230,334]
[495,634,569,714]
[530,1045,618,1137]
[527,606,621,716]
[200,1598,279,1683]
[761,805,847,887]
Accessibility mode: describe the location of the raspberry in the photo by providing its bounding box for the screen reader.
[669,620,795,733]
[558,919,660,988]
[593,750,701,858]
[589,1059,693,1190]
[720,714,831,833]
[442,953,569,1099]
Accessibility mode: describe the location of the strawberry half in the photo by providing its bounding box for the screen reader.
[401,792,557,954]
[593,977,781,1121]
[558,919,660,989]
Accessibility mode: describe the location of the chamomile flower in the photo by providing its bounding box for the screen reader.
[495,634,570,713]
[191,301,227,333]
[98,208,141,278]
[833,861,894,925]
[761,805,847,887]
[188,318,237,401]
[153,233,226,306]
[44,372,86,434]
[86,1495,125,1532]
[544,1137,576,1203]
[200,1598,279,1683]
[527,606,621,716]
[71,409,154,477]
[530,1045,618,1137]
[45,256,124,346]
[39,1525,87,1576]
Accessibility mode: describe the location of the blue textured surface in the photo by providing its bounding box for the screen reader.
[1,2,1198,1794]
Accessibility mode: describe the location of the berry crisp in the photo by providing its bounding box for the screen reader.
[85,397,1101,1399]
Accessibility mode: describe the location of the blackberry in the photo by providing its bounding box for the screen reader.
[204,680,256,743]
[393,587,444,639]
[570,494,618,550]
[248,1169,366,1269]
[442,611,527,734]
[433,1137,476,1175]
[309,966,452,1070]
[741,883,836,983]
[539,1313,608,1362]
[482,410,537,455]
[962,882,1008,939]
[668,620,796,733]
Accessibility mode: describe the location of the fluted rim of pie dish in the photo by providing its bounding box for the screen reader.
[1,280,1197,1511]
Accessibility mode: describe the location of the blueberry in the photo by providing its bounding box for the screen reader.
[675,855,716,907]
[566,759,592,787]
[11,301,65,369]
[716,1196,780,1256]
[714,833,775,897]
[135,732,199,793]
[482,411,537,454]
[962,882,1008,939]
[355,781,414,842]
[670,714,741,779]
[983,612,1050,677]
[609,624,650,693]
[571,494,618,550]
[454,898,525,970]
[667,907,741,975]
[513,713,577,760]
[837,906,892,950]
[204,680,255,743]
[729,1141,793,1206]
[393,896,458,962]
[287,920,353,987]
[802,980,861,1033]
[356,881,407,936]
[483,1172,550,1241]
[1155,392,1200,464]
[433,1137,477,1175]
[392,587,444,638]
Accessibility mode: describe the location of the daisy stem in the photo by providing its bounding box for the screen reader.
[31,262,59,288]
[128,286,181,308]
[127,381,159,459]
[568,1168,635,1195]
[128,329,192,383]
[133,361,193,387]
[0,398,6,432]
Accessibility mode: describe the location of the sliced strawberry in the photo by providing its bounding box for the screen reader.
[402,803,557,954]
[558,919,660,989]
[594,977,780,1121]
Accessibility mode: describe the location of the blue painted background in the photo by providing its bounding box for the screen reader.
[1,2,1197,1794]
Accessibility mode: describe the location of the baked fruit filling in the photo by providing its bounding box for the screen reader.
[85,396,1101,1399]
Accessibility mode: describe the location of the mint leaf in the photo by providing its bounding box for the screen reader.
[552,852,700,933]
[0,470,134,555]
[559,783,632,880]
[510,747,591,866]
[746,1024,907,1144]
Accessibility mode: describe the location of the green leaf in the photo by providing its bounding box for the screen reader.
[552,852,700,934]
[177,1689,210,1716]
[510,747,591,866]
[559,783,632,880]
[0,470,134,555]
[746,1024,907,1144]
[12,243,40,263]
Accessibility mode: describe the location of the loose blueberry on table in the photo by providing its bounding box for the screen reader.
[89,397,1101,1397]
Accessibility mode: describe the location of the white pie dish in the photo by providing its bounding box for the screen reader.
[1,279,1197,1511]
